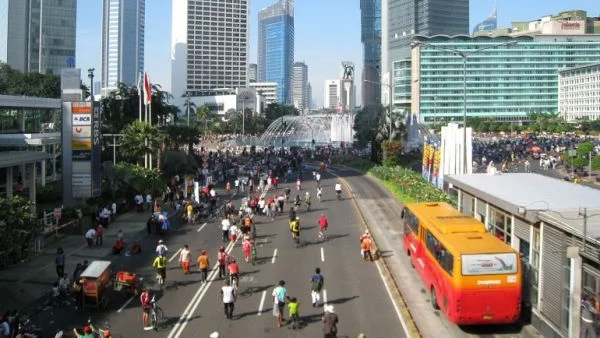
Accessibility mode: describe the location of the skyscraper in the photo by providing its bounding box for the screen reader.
[324,80,341,110]
[360,0,382,107]
[0,0,77,74]
[472,1,497,35]
[292,61,308,111]
[101,0,145,94]
[248,63,258,83]
[171,0,249,103]
[258,0,294,104]
[306,82,312,110]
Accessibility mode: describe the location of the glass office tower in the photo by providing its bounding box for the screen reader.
[258,0,294,104]
[101,0,145,93]
[411,35,600,122]
[360,0,382,106]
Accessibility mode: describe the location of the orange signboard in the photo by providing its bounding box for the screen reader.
[72,138,92,150]
[72,102,93,113]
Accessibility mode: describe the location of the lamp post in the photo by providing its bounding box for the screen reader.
[186,91,191,127]
[411,40,517,174]
[87,68,95,102]
[432,96,437,131]
[238,90,253,137]
[363,79,393,142]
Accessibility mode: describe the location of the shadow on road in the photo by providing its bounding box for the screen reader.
[327,295,360,305]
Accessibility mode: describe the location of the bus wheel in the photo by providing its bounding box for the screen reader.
[430,287,440,310]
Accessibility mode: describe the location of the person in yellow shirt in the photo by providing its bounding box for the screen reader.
[287,297,299,329]
[186,203,194,223]
[197,249,210,283]
[152,254,167,287]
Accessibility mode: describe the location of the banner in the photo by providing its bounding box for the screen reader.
[422,137,430,180]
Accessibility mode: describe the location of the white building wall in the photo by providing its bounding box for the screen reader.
[558,64,600,121]
[170,0,188,108]
[191,95,237,117]
[249,82,278,105]
[0,0,7,62]
[323,79,341,109]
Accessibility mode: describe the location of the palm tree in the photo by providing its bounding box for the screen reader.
[196,104,213,135]
[120,121,162,166]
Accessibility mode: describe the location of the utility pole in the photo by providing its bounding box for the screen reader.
[186,91,191,127]
[87,68,95,102]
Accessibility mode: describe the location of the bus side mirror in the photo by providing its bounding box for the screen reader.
[400,209,406,218]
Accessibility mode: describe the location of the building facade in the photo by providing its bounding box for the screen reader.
[323,80,341,110]
[101,0,145,94]
[248,63,257,83]
[170,0,249,106]
[472,3,497,35]
[0,0,77,75]
[292,61,308,111]
[411,35,600,123]
[258,0,294,104]
[446,173,600,338]
[558,63,600,121]
[248,82,278,105]
[306,82,312,110]
[360,0,382,106]
[382,0,468,110]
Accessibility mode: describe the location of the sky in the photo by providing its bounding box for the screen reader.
[76,0,600,108]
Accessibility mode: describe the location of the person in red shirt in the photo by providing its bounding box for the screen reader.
[217,246,228,279]
[361,236,373,262]
[242,236,253,263]
[318,214,328,240]
[140,287,152,330]
[227,259,240,285]
[359,230,372,259]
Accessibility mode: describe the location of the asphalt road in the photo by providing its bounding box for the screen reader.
[37,170,407,338]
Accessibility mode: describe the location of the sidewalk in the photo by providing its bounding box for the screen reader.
[0,207,166,316]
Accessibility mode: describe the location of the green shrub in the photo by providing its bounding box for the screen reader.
[368,166,453,204]
[37,181,62,204]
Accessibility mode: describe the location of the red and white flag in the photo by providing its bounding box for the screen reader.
[143,72,152,104]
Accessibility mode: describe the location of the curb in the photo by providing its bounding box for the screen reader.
[328,167,422,338]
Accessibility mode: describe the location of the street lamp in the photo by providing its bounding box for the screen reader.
[186,91,191,127]
[363,79,393,142]
[238,90,253,137]
[87,68,95,102]
[411,40,517,174]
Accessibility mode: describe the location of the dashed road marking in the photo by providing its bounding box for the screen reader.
[257,291,267,316]
[320,247,325,262]
[323,289,328,305]
[117,295,135,313]
[169,248,182,262]
[197,222,207,232]
[271,249,278,264]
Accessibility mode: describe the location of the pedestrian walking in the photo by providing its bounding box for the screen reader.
[272,280,289,328]
[310,267,324,307]
[55,247,65,278]
[221,217,231,243]
[95,224,104,246]
[322,305,339,338]
[287,297,300,329]
[581,294,598,338]
[179,244,192,275]
[221,279,236,319]
[197,250,209,283]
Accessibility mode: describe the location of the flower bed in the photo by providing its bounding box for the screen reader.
[369,166,454,204]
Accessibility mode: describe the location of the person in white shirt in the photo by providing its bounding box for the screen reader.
[85,228,96,247]
[229,224,239,242]
[111,202,117,216]
[221,217,231,243]
[58,273,71,293]
[221,279,236,319]
[156,240,168,256]
[146,194,152,211]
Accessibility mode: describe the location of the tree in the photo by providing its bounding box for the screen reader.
[100,83,141,134]
[0,62,60,98]
[119,121,162,166]
[0,196,38,261]
[354,104,385,163]
[196,104,213,134]
[264,103,299,125]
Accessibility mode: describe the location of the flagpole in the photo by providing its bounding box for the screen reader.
[138,72,142,122]
[148,100,152,169]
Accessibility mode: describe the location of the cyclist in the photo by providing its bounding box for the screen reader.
[290,217,301,248]
[318,214,328,240]
[296,177,301,191]
[316,186,323,202]
[284,187,291,202]
[140,287,153,330]
[334,183,342,200]
[72,325,95,338]
[304,192,312,211]
[155,240,168,256]
[227,258,240,287]
[152,254,167,287]
[242,235,253,263]
[294,194,301,211]
[288,207,297,223]
[315,172,321,187]
[217,246,228,279]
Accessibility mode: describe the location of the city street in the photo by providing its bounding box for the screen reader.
[31,170,407,337]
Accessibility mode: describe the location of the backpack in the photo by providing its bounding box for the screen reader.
[157,245,167,256]
[311,275,324,291]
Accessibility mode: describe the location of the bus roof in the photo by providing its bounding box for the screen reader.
[406,202,487,234]
[443,232,516,255]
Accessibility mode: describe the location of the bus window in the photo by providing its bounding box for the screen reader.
[404,209,419,235]
[426,231,454,276]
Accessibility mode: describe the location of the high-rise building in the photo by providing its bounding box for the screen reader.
[101,0,145,94]
[382,0,468,110]
[306,82,312,110]
[249,82,279,105]
[360,0,382,106]
[0,0,77,75]
[411,35,600,123]
[472,2,497,35]
[559,63,600,121]
[171,0,249,105]
[292,61,308,111]
[248,63,258,83]
[258,0,294,104]
[324,80,341,110]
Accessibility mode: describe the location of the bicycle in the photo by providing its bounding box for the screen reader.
[251,246,257,265]
[150,296,164,331]
[318,228,327,242]
[155,269,165,290]
[292,231,300,248]
[229,273,239,290]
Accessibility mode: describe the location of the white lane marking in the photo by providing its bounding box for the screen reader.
[167,240,236,338]
[271,249,278,264]
[320,247,325,262]
[197,222,207,232]
[323,289,328,305]
[116,295,135,313]
[169,248,182,262]
[257,291,267,316]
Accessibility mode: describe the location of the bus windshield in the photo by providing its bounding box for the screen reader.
[461,253,518,276]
